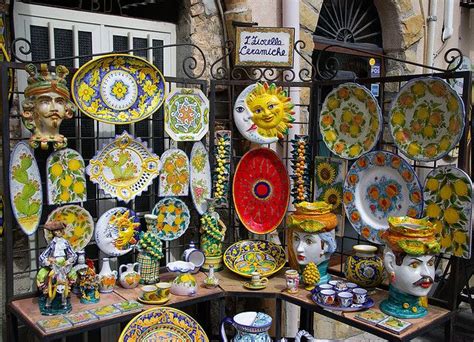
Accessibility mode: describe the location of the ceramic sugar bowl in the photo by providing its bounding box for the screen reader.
[119,262,140,289]
[221,311,272,342]
[344,245,384,290]
[168,261,198,297]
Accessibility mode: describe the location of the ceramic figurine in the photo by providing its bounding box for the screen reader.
[221,312,272,342]
[200,198,227,271]
[21,64,75,150]
[119,262,140,289]
[98,257,117,293]
[344,245,384,290]
[77,259,100,304]
[380,216,441,319]
[203,264,219,288]
[137,214,164,284]
[301,262,320,290]
[285,269,299,294]
[167,261,198,296]
[36,221,77,315]
[71,250,88,295]
[287,201,338,286]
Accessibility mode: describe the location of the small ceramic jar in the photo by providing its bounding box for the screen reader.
[285,269,299,294]
[344,245,384,289]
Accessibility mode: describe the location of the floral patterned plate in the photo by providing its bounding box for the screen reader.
[343,151,423,244]
[151,197,191,241]
[72,54,165,124]
[159,149,189,197]
[223,240,286,278]
[190,142,212,214]
[424,166,473,258]
[45,205,94,252]
[389,77,465,161]
[164,88,209,141]
[320,83,382,159]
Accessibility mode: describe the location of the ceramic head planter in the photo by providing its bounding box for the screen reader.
[21,64,76,150]
[380,216,441,319]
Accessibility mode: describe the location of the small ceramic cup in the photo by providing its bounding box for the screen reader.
[156,282,171,300]
[353,288,368,304]
[285,269,299,294]
[338,291,353,308]
[251,272,268,286]
[140,285,158,301]
[346,282,358,292]
[334,281,348,292]
[328,280,339,287]
[319,289,336,305]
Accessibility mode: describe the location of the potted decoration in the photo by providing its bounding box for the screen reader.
[77,259,100,304]
[138,214,164,284]
[200,198,227,271]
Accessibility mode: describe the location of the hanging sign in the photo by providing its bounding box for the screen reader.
[235,27,295,68]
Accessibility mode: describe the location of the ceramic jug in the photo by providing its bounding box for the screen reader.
[221,311,272,342]
[119,262,140,289]
[98,257,117,293]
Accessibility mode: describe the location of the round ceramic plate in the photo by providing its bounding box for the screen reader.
[119,307,209,342]
[223,240,286,278]
[243,282,267,290]
[233,148,290,234]
[95,207,140,257]
[159,149,189,197]
[137,297,169,305]
[389,77,465,161]
[320,83,382,159]
[151,197,191,241]
[343,151,423,244]
[190,142,212,215]
[72,54,165,124]
[45,205,94,252]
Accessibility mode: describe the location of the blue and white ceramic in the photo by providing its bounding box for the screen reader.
[221,311,272,342]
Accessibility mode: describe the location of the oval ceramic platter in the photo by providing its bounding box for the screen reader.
[47,148,87,205]
[86,131,161,203]
[343,151,423,244]
[320,83,382,159]
[159,149,189,197]
[71,54,165,125]
[45,205,94,252]
[9,142,42,235]
[151,197,191,241]
[190,142,212,214]
[223,240,286,278]
[423,166,473,259]
[119,307,209,342]
[95,207,140,257]
[233,148,290,234]
[164,88,209,141]
[389,77,465,162]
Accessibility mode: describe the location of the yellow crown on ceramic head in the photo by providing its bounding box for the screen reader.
[287,201,337,233]
[24,63,71,99]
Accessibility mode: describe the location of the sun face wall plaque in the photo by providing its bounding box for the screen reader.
[86,131,161,203]
[159,148,189,197]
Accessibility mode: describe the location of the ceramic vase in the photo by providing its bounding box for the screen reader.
[344,245,384,289]
[137,253,161,285]
[98,257,117,293]
[119,262,140,289]
[221,312,272,342]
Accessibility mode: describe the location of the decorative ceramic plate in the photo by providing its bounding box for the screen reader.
[190,142,212,214]
[47,148,87,205]
[343,151,423,244]
[389,77,465,161]
[95,207,140,257]
[137,297,170,305]
[213,130,232,208]
[311,295,375,312]
[233,148,290,234]
[243,282,267,290]
[72,54,165,124]
[223,240,286,278]
[159,149,189,197]
[45,205,94,252]
[9,142,42,235]
[119,307,209,342]
[164,88,209,141]
[424,166,473,259]
[151,197,191,241]
[86,131,161,203]
[320,83,382,159]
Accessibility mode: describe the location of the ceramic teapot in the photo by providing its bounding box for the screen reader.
[119,262,140,289]
[221,311,272,342]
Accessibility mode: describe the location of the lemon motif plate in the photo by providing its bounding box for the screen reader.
[320,83,382,159]
[72,54,165,124]
[151,197,191,241]
[389,77,465,162]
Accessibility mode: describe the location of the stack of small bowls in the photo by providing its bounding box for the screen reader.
[311,280,368,309]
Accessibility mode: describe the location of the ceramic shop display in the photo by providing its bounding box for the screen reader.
[86,131,161,203]
[213,130,232,208]
[389,77,465,162]
[319,82,382,159]
[72,54,165,125]
[200,198,227,271]
[118,263,140,289]
[98,257,117,293]
[344,245,385,289]
[220,311,272,342]
[21,64,75,150]
[233,82,295,144]
[148,197,191,241]
[190,142,212,214]
[47,148,87,205]
[223,240,286,278]
[167,261,198,297]
[343,151,423,244]
[45,205,94,252]
[311,281,375,312]
[95,207,140,257]
[423,166,473,258]
[137,215,164,284]
[77,260,100,304]
[233,147,290,234]
[9,141,42,235]
[287,201,338,287]
[182,241,205,273]
[159,148,189,197]
[119,307,209,342]
[164,87,209,141]
[290,135,311,203]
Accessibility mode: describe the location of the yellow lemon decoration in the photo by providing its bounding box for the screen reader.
[327,97,340,110]
[391,111,405,126]
[453,179,468,197]
[73,182,85,194]
[60,191,70,202]
[60,175,73,187]
[444,207,459,224]
[51,163,63,177]
[407,142,421,157]
[425,203,441,218]
[440,233,452,249]
[426,178,439,192]
[68,159,82,171]
[453,230,467,245]
[439,184,453,200]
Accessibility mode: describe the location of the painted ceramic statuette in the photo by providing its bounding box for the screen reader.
[164,87,209,141]
[221,312,272,342]
[213,130,232,208]
[287,201,337,287]
[149,197,191,241]
[86,131,161,202]
[71,251,88,295]
[380,216,440,319]
[98,257,117,293]
[344,245,384,289]
[47,148,87,205]
[137,215,164,284]
[21,64,75,150]
[190,142,212,214]
[168,261,198,297]
[424,166,473,258]
[9,141,42,235]
[234,82,295,144]
[159,148,189,197]
[77,259,100,304]
[118,262,140,289]
[290,135,311,203]
[200,198,227,271]
[72,54,165,125]
[320,82,382,159]
[389,77,465,161]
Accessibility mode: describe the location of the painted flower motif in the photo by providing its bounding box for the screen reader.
[365,176,402,219]
[143,79,157,97]
[111,81,128,100]
[78,83,95,102]
[323,187,342,209]
[343,191,354,204]
[316,162,336,185]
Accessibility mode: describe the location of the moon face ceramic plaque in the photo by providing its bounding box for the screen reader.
[190,142,212,215]
[159,149,189,197]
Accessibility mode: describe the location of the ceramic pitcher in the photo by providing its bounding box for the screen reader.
[118,262,140,289]
[221,311,272,342]
[98,257,117,293]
